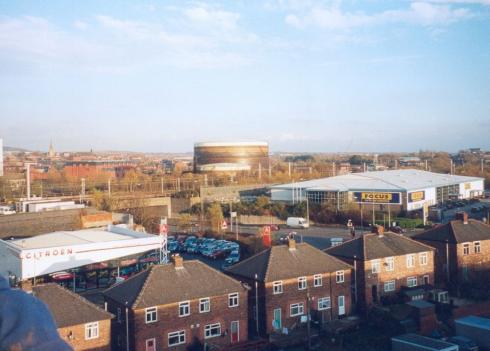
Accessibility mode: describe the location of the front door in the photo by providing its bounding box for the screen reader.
[338,295,345,316]
[230,321,239,343]
[372,284,378,303]
[273,308,282,330]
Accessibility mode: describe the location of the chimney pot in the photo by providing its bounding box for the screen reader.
[455,212,469,224]
[372,225,384,237]
[288,239,296,250]
[172,254,184,269]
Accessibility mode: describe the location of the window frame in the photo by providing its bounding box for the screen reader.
[145,306,158,324]
[371,259,381,274]
[204,323,221,339]
[168,330,186,346]
[290,302,305,317]
[419,252,428,266]
[385,257,395,271]
[318,297,331,310]
[298,276,307,290]
[474,241,481,254]
[228,292,239,308]
[199,298,210,313]
[272,281,283,294]
[336,270,345,283]
[407,276,417,288]
[463,243,470,255]
[384,280,396,292]
[179,301,190,317]
[406,254,415,268]
[85,322,99,340]
[313,274,323,287]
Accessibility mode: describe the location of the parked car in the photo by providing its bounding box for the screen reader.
[286,217,309,229]
[225,251,240,264]
[390,226,405,234]
[447,336,479,351]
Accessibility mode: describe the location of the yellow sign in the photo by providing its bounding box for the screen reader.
[361,192,392,202]
[409,191,425,202]
[464,183,471,190]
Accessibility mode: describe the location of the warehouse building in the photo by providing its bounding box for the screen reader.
[270,169,484,212]
[194,141,269,173]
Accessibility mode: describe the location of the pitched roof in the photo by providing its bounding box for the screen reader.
[32,283,113,328]
[103,260,245,309]
[225,242,352,283]
[413,219,490,244]
[325,232,434,261]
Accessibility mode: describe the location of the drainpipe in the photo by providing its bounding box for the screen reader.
[446,240,450,284]
[125,303,129,351]
[255,274,259,335]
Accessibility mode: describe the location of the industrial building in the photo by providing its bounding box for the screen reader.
[193,141,269,172]
[270,169,485,212]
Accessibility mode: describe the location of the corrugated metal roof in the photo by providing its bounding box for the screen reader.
[271,169,483,192]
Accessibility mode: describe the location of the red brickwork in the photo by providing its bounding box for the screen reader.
[57,319,111,351]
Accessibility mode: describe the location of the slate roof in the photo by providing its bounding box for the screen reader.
[325,232,434,261]
[225,242,352,283]
[32,283,113,328]
[103,260,245,309]
[413,219,490,244]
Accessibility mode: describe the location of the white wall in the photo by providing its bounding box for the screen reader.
[406,188,437,211]
[459,180,484,198]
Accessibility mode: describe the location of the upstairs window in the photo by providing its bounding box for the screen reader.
[406,254,415,268]
[199,298,210,313]
[336,271,345,283]
[298,277,307,290]
[385,257,395,271]
[85,322,99,340]
[273,281,283,294]
[314,274,323,287]
[463,243,470,255]
[145,307,157,324]
[474,241,481,254]
[179,301,190,317]
[228,293,239,307]
[371,259,381,274]
[419,252,428,266]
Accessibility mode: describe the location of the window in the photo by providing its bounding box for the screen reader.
[419,252,428,266]
[228,293,239,307]
[385,257,394,271]
[179,301,190,317]
[204,323,221,339]
[273,281,283,294]
[146,338,156,351]
[406,254,415,268]
[290,303,304,316]
[384,280,396,292]
[371,259,381,274]
[407,276,417,288]
[474,241,481,254]
[298,276,307,290]
[145,307,157,323]
[336,270,345,283]
[318,297,331,310]
[463,243,470,255]
[117,307,122,323]
[199,298,210,313]
[85,322,99,340]
[314,274,323,287]
[168,330,185,346]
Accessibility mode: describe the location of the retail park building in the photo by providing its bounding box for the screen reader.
[270,169,485,212]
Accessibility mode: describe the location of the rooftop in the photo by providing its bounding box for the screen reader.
[456,315,490,331]
[103,260,246,309]
[271,169,483,192]
[392,333,457,350]
[413,219,490,244]
[32,283,113,328]
[226,242,352,282]
[5,226,154,250]
[325,231,434,261]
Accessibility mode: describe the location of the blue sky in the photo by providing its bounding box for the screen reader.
[1,0,489,153]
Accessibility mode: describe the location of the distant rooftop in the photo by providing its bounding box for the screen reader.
[194,141,268,147]
[271,169,483,192]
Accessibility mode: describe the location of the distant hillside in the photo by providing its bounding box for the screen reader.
[3,146,31,152]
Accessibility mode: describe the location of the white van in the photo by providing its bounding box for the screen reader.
[0,206,15,215]
[286,217,309,229]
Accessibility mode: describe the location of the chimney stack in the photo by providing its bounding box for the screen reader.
[288,239,296,251]
[372,225,384,237]
[455,212,469,224]
[172,254,184,269]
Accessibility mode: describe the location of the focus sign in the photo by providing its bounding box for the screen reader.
[353,192,401,204]
[408,191,425,203]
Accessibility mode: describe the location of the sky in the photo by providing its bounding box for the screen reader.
[0,0,489,153]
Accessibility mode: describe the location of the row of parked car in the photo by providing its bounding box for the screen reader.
[167,235,241,266]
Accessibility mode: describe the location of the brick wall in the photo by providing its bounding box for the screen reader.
[58,319,111,351]
[359,251,435,309]
[262,271,352,335]
[456,239,490,282]
[107,293,248,351]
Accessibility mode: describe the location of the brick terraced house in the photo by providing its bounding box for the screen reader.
[226,240,352,337]
[103,256,248,351]
[32,283,113,351]
[326,226,435,310]
[413,212,490,289]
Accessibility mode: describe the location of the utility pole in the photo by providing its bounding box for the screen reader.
[306,196,310,226]
[25,163,34,200]
[108,178,111,197]
[425,159,428,171]
[81,178,86,204]
[230,201,233,233]
[332,161,336,176]
[288,162,291,178]
[450,159,453,175]
[258,163,262,180]
[482,159,484,174]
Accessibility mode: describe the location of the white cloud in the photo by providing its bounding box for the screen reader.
[184,6,240,30]
[73,20,88,30]
[284,1,475,29]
